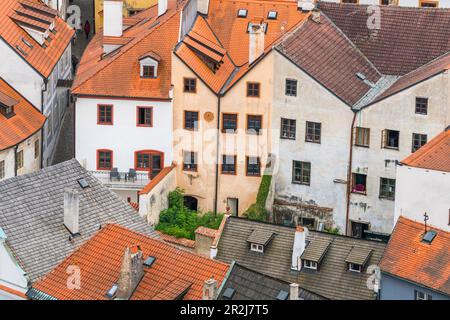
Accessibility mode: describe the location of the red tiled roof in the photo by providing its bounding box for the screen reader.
[0,0,74,78]
[319,3,450,76]
[156,231,196,249]
[0,77,46,151]
[32,224,230,300]
[277,14,381,106]
[72,1,185,99]
[175,0,308,94]
[380,216,450,296]
[401,129,450,173]
[196,226,219,239]
[139,165,175,195]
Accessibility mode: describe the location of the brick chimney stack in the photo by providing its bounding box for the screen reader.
[289,283,299,300]
[116,245,144,300]
[202,277,218,300]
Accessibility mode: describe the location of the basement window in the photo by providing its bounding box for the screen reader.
[237,9,248,18]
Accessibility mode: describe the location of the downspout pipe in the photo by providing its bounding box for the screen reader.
[213,95,221,215]
[345,111,357,236]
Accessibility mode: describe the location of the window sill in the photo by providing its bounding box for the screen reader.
[280,136,296,140]
[221,171,237,175]
[351,190,367,195]
[136,124,153,128]
[221,130,237,134]
[97,122,113,126]
[292,181,310,186]
[246,174,261,177]
[183,168,198,173]
[354,144,369,148]
[383,146,399,151]
[246,130,262,135]
[184,128,198,132]
[379,196,395,201]
[305,140,321,144]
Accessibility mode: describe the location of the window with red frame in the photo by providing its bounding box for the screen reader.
[97,150,112,170]
[137,107,153,127]
[135,151,163,179]
[98,105,113,125]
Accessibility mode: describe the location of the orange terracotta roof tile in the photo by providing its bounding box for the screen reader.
[156,231,196,249]
[72,1,186,99]
[401,129,450,173]
[139,165,175,194]
[0,77,46,151]
[196,226,219,239]
[32,224,229,300]
[380,216,450,296]
[175,0,308,94]
[0,0,74,78]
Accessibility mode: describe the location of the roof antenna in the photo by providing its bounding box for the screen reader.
[423,212,429,233]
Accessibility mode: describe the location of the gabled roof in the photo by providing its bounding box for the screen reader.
[0,0,74,78]
[319,3,450,76]
[218,262,326,300]
[0,159,156,282]
[401,128,450,173]
[30,224,230,300]
[72,0,186,99]
[380,216,450,296]
[0,77,46,151]
[276,14,382,106]
[216,217,387,300]
[174,0,308,95]
[277,4,450,108]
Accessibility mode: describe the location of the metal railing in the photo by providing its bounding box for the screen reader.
[91,170,150,190]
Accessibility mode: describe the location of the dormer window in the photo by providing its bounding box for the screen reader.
[0,93,18,119]
[303,260,318,270]
[139,51,161,78]
[348,263,362,273]
[247,229,275,254]
[267,11,277,20]
[0,104,15,118]
[250,243,264,253]
[238,9,248,18]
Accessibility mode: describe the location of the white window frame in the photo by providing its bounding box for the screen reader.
[139,57,158,78]
[415,290,432,300]
[348,263,362,273]
[303,260,318,270]
[250,243,264,253]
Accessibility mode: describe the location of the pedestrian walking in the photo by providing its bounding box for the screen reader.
[84,20,91,40]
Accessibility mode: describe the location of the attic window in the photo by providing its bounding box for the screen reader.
[144,256,156,267]
[106,284,118,299]
[237,9,248,18]
[348,263,362,273]
[250,243,264,253]
[222,288,236,299]
[422,230,437,244]
[22,38,33,49]
[139,54,159,78]
[267,11,277,20]
[77,178,90,189]
[276,290,289,300]
[0,104,15,118]
[303,260,318,270]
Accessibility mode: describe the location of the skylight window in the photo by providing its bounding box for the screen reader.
[222,288,236,299]
[77,178,90,189]
[106,284,118,299]
[238,9,248,18]
[267,11,277,19]
[22,38,33,49]
[422,230,437,244]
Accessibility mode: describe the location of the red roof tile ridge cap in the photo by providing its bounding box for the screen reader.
[401,130,449,167]
[73,9,181,93]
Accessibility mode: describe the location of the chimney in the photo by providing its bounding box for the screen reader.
[291,225,308,271]
[197,0,210,15]
[64,188,80,235]
[158,0,168,17]
[116,246,144,300]
[289,283,299,300]
[311,8,321,23]
[248,23,265,65]
[103,0,123,37]
[298,0,315,12]
[202,277,218,300]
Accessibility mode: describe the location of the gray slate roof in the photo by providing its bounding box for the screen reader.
[216,217,387,300]
[218,262,325,300]
[247,229,275,246]
[0,159,156,283]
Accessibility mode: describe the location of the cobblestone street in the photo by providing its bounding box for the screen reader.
[52,0,94,165]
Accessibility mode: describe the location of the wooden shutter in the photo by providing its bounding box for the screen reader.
[381,129,387,148]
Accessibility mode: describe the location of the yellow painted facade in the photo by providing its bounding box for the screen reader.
[94,0,158,32]
[172,52,275,215]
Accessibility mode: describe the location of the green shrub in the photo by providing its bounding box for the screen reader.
[156,188,223,240]
[243,175,272,222]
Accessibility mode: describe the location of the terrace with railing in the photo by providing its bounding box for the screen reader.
[91,169,151,190]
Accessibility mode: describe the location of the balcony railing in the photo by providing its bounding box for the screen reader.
[90,170,150,190]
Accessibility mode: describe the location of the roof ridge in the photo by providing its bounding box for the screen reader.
[73,9,181,93]
[398,216,450,237]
